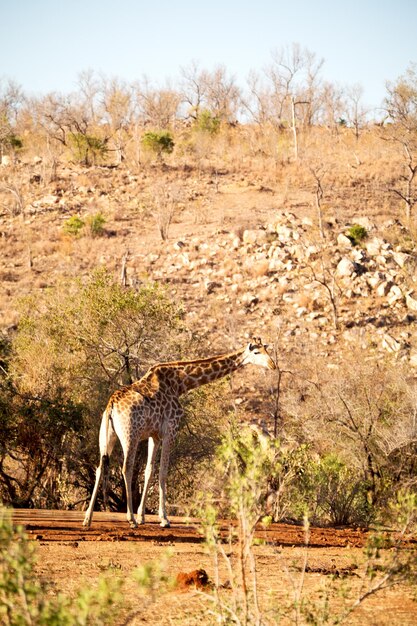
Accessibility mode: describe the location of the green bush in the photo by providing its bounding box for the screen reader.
[141,131,174,160]
[85,212,106,237]
[0,508,124,625]
[295,453,371,525]
[347,223,368,245]
[63,213,107,238]
[68,133,108,166]
[193,109,221,135]
[63,215,85,237]
[6,269,183,509]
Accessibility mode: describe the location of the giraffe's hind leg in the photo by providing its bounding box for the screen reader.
[83,413,117,528]
[137,436,160,524]
[122,439,140,528]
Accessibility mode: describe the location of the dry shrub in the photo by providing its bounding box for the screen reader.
[294,291,316,311]
[285,350,416,518]
[248,259,270,278]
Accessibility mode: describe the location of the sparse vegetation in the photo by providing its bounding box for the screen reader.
[0,508,125,625]
[63,214,85,237]
[347,223,368,245]
[1,54,417,625]
[141,130,174,161]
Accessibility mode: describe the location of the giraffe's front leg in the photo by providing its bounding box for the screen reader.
[158,431,176,528]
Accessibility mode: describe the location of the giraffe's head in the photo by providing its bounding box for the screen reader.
[242,337,277,370]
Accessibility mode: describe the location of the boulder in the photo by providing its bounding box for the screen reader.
[366,237,384,256]
[387,285,403,304]
[337,233,352,249]
[405,292,417,312]
[392,251,410,268]
[336,257,355,277]
[242,229,268,245]
[376,281,393,297]
[382,333,401,352]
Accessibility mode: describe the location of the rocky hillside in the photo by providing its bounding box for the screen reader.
[138,211,417,365]
[1,161,416,371]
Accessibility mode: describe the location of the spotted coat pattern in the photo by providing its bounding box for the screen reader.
[83,338,276,529]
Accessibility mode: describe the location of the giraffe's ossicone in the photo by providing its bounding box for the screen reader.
[83,337,276,529]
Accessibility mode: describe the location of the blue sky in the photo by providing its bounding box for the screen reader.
[2,0,417,109]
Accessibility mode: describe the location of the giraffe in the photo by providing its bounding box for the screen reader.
[82,337,276,529]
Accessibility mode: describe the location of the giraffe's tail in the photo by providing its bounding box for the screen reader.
[100,399,116,511]
[83,400,116,528]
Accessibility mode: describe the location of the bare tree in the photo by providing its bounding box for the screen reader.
[244,44,324,159]
[309,165,326,239]
[148,181,183,240]
[0,78,24,163]
[384,64,417,224]
[100,77,136,164]
[136,77,181,128]
[179,60,209,120]
[317,81,346,132]
[345,83,368,139]
[203,64,241,122]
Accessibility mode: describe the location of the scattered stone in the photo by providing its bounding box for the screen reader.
[376,281,393,297]
[337,233,352,249]
[392,251,410,268]
[387,285,403,304]
[406,292,417,312]
[382,333,401,352]
[336,258,355,277]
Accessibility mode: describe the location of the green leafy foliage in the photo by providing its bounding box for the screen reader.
[193,109,221,135]
[0,508,124,625]
[294,453,371,525]
[4,269,183,508]
[63,213,107,238]
[68,133,108,166]
[347,223,368,245]
[141,130,174,160]
[85,212,106,237]
[63,215,85,237]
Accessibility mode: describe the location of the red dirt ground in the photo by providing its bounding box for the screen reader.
[13,509,370,547]
[11,509,417,625]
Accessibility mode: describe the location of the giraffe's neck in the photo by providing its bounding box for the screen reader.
[156,349,246,396]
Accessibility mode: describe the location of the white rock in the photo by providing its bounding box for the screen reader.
[336,257,355,277]
[392,251,410,268]
[366,237,384,256]
[406,292,417,312]
[276,225,293,241]
[305,245,319,259]
[41,194,59,205]
[382,333,401,352]
[351,216,375,230]
[367,272,386,289]
[337,233,352,248]
[387,285,403,304]
[376,281,393,297]
[242,230,267,243]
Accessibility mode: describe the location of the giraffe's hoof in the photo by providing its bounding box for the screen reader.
[160,519,171,528]
[128,519,138,529]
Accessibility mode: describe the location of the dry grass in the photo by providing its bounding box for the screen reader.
[0,124,411,337]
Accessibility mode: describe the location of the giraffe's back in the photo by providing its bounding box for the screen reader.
[108,378,180,444]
